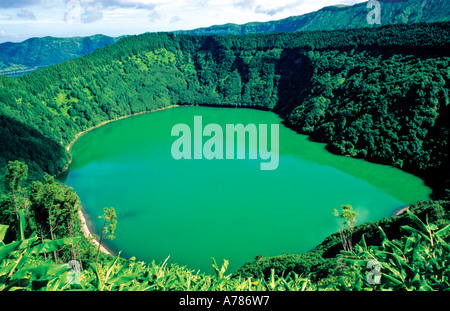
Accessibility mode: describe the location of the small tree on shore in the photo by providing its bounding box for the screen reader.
[96,207,117,263]
[333,204,357,252]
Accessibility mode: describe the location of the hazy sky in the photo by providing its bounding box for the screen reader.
[0,0,367,43]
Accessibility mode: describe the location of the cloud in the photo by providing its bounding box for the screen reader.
[63,0,159,23]
[0,0,37,8]
[233,0,255,10]
[254,5,283,16]
[16,8,36,20]
[169,15,181,23]
[81,4,103,23]
[148,10,162,21]
[233,0,305,16]
[254,2,300,16]
[104,0,156,10]
[0,0,58,9]
[79,0,157,11]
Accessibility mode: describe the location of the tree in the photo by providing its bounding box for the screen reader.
[333,204,357,252]
[4,160,28,221]
[59,185,82,266]
[96,207,117,263]
[0,161,30,241]
[29,175,81,263]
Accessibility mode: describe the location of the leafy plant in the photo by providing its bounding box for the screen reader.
[0,211,80,291]
[327,210,450,291]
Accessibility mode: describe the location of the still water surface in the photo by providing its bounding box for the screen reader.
[65,106,431,273]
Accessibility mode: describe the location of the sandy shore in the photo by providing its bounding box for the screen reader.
[78,209,113,256]
[393,206,409,216]
[66,105,180,256]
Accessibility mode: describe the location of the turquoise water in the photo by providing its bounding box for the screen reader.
[64,106,431,273]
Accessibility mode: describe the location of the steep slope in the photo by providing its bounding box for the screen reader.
[178,0,450,36]
[0,22,449,198]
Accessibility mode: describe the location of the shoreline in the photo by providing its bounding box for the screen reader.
[65,104,180,152]
[393,206,410,216]
[66,105,180,256]
[78,209,115,256]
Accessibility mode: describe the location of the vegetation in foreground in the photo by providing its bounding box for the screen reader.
[0,161,448,291]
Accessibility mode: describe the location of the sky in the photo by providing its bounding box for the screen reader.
[0,0,367,43]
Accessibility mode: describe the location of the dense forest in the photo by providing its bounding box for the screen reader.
[0,21,449,291]
[178,0,450,36]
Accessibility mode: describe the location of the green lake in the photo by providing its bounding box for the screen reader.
[64,106,431,273]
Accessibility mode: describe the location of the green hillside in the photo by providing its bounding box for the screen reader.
[0,35,121,77]
[0,22,449,291]
[178,0,450,36]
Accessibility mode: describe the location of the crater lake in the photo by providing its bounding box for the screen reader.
[64,106,432,273]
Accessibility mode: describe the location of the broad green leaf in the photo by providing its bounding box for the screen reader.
[401,225,430,242]
[17,209,25,241]
[435,235,450,252]
[89,263,102,290]
[377,226,392,247]
[0,225,9,243]
[355,278,362,291]
[0,262,16,277]
[269,269,275,290]
[0,241,21,261]
[360,234,368,250]
[381,272,404,286]
[108,274,136,287]
[436,224,450,237]
[418,283,433,291]
[343,258,370,267]
[18,236,38,250]
[11,262,69,281]
[405,210,429,234]
[105,255,120,282]
[30,236,80,254]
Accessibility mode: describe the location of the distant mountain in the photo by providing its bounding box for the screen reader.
[177,0,450,36]
[0,34,121,76]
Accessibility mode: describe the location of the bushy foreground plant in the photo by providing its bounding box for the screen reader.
[233,252,333,283]
[0,212,315,291]
[325,210,450,290]
[1,208,448,291]
[0,210,80,291]
[74,257,314,291]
